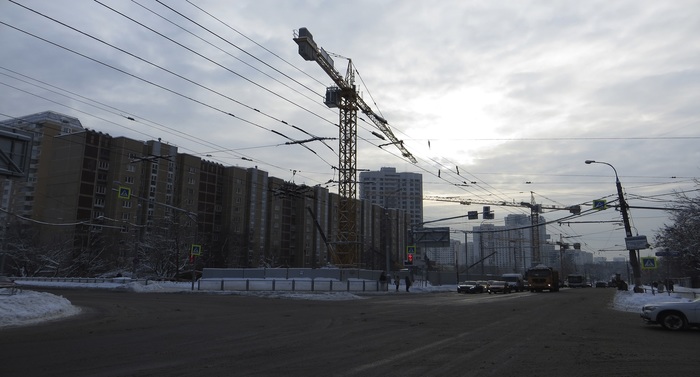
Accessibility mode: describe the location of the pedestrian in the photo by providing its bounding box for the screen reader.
[379,271,387,291]
[394,274,400,292]
[405,275,411,292]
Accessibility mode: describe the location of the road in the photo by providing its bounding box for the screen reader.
[0,288,696,377]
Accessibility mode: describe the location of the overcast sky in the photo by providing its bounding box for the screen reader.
[1,0,699,260]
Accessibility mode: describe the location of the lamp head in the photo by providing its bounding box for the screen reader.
[585,160,595,164]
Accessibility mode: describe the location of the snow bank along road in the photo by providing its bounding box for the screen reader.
[0,288,696,377]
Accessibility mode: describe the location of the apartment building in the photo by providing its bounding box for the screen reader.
[0,111,411,275]
[359,167,423,228]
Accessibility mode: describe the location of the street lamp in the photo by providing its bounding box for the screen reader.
[585,160,643,292]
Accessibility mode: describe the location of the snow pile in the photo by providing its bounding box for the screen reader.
[612,288,695,313]
[0,289,81,328]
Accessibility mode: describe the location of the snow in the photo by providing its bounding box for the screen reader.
[1,279,697,330]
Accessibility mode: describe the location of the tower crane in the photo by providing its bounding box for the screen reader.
[424,193,581,264]
[294,28,416,267]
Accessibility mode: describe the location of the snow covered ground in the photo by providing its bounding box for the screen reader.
[1,279,697,329]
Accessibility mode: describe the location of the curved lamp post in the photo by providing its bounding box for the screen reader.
[585,160,643,292]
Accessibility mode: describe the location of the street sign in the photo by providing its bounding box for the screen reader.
[191,244,202,256]
[413,227,450,247]
[118,186,131,200]
[625,235,649,250]
[641,256,657,270]
[655,251,681,257]
[592,199,607,210]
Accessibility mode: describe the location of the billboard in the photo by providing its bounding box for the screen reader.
[0,128,33,178]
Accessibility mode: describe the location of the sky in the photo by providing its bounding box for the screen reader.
[1,0,699,260]
[1,279,697,329]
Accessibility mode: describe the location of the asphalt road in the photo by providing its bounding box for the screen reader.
[0,288,696,377]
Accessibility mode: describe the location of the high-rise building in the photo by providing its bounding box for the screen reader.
[0,111,84,219]
[358,167,423,228]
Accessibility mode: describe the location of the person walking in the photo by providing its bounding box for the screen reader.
[379,271,387,291]
[405,275,411,292]
[394,274,400,292]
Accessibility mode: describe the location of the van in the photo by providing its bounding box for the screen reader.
[501,273,525,292]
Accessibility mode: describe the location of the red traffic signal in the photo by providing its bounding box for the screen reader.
[406,253,414,265]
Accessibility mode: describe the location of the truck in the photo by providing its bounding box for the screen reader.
[527,265,559,292]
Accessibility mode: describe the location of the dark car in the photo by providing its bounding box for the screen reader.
[595,281,607,288]
[487,280,511,294]
[457,280,485,294]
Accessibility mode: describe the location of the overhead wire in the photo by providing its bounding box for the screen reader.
[8,1,335,166]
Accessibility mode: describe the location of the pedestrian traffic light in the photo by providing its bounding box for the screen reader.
[405,245,415,265]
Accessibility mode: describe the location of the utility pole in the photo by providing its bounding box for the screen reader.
[585,160,644,292]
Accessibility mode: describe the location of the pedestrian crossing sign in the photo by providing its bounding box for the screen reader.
[191,244,202,256]
[592,199,607,210]
[118,186,131,199]
[641,257,657,270]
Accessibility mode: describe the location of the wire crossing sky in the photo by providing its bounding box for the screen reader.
[1,0,699,259]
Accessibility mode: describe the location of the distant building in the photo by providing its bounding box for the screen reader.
[470,214,551,275]
[358,167,423,228]
[425,239,462,268]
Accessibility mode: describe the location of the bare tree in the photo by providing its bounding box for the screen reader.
[654,186,700,282]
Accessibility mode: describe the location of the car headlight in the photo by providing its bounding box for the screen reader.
[642,305,657,312]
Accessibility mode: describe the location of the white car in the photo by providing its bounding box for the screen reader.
[640,298,700,331]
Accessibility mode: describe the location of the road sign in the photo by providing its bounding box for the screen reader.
[592,199,607,210]
[191,244,202,256]
[413,227,450,247]
[641,257,657,270]
[655,251,681,257]
[118,186,131,200]
[625,235,649,250]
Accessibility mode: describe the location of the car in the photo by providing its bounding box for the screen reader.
[487,280,511,294]
[457,280,485,294]
[641,298,700,331]
[595,281,607,288]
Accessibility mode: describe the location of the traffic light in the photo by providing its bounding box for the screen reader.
[468,211,478,220]
[483,206,494,220]
[405,245,415,265]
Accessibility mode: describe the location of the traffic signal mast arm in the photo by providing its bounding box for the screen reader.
[423,196,581,214]
[293,28,416,163]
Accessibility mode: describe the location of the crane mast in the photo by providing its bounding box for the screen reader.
[294,27,415,267]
